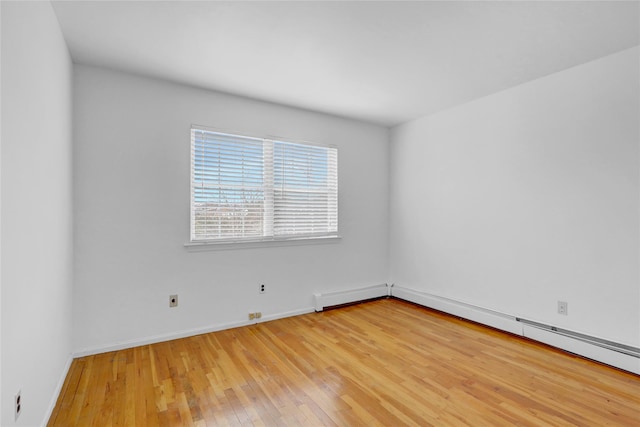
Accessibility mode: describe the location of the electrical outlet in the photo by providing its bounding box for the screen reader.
[248,312,262,320]
[558,301,568,315]
[169,294,178,307]
[249,312,256,320]
[256,312,262,319]
[15,390,21,421]
[259,284,266,294]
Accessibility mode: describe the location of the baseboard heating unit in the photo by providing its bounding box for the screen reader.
[516,317,640,376]
[390,285,523,335]
[517,318,640,359]
[313,284,639,374]
[390,285,640,375]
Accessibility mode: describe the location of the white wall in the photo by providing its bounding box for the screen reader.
[73,65,389,353]
[390,47,639,347]
[0,2,4,422]
[1,2,4,423]
[1,2,74,425]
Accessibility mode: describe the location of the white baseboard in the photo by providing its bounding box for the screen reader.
[391,286,522,335]
[75,282,390,357]
[260,307,315,323]
[42,353,73,427]
[391,285,640,375]
[73,307,314,358]
[314,283,389,311]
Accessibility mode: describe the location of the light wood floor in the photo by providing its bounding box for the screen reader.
[49,298,639,426]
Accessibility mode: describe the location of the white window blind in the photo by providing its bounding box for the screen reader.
[191,127,338,242]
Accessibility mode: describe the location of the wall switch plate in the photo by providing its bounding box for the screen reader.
[169,295,178,307]
[558,301,568,315]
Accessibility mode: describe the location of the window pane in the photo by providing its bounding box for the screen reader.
[273,140,338,237]
[191,129,265,240]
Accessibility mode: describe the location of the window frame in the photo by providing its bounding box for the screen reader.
[187,125,340,248]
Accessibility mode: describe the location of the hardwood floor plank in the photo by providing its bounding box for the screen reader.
[49,299,640,426]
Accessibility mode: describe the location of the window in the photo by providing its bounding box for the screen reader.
[190,127,338,243]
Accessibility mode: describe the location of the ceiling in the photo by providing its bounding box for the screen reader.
[51,1,639,127]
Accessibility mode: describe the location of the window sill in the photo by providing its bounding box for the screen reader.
[184,235,342,252]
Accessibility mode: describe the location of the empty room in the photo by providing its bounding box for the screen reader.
[1,0,639,426]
